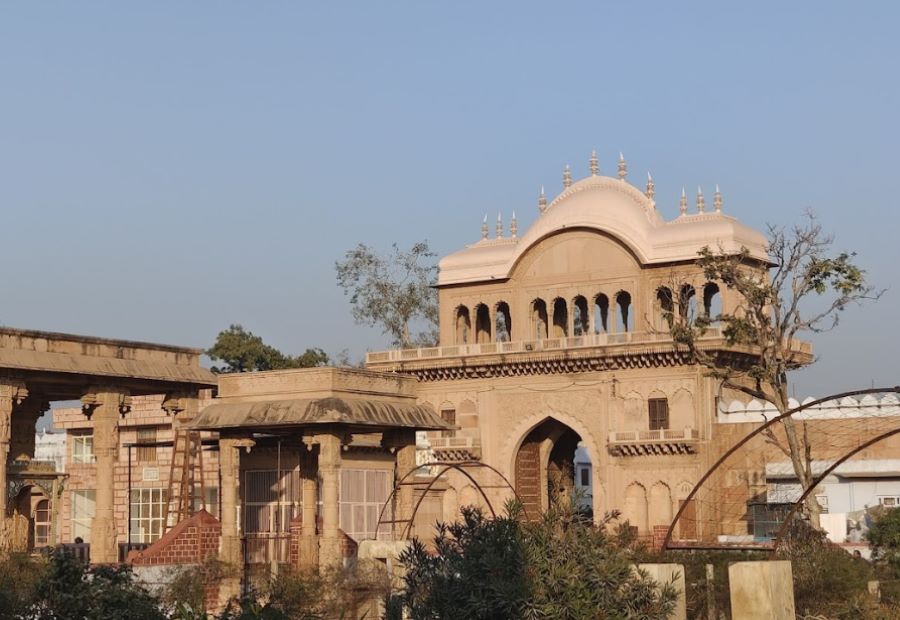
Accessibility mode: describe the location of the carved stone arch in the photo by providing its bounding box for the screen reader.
[458,399,476,414]
[623,390,643,426]
[675,480,693,500]
[670,387,694,430]
[649,481,673,528]
[442,486,459,520]
[623,482,648,533]
[458,484,481,510]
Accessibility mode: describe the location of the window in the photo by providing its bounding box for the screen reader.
[441,409,456,438]
[192,484,219,519]
[34,499,52,547]
[340,469,391,542]
[136,428,157,462]
[879,496,900,508]
[71,489,95,542]
[244,469,298,534]
[72,435,95,464]
[129,488,167,543]
[578,466,590,487]
[649,398,670,431]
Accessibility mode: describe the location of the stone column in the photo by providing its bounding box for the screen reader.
[299,446,319,568]
[0,379,28,520]
[310,432,344,567]
[384,430,417,539]
[218,436,253,567]
[10,395,48,463]
[81,388,131,564]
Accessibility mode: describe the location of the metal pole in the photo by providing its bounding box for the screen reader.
[127,444,132,548]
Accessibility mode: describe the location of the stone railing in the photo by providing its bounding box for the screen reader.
[609,428,700,443]
[366,328,727,364]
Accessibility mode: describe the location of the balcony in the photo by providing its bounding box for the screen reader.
[426,435,482,462]
[366,329,725,365]
[608,427,700,456]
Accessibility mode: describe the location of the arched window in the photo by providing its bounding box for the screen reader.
[679,285,697,320]
[572,296,589,336]
[703,283,722,323]
[495,302,512,342]
[656,287,674,330]
[551,298,568,338]
[474,304,491,344]
[532,299,548,340]
[594,294,609,334]
[455,306,471,344]
[615,291,632,333]
[34,498,51,547]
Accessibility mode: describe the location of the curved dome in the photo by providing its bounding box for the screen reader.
[438,175,768,286]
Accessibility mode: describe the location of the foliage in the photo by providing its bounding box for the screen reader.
[778,518,874,617]
[164,557,237,616]
[335,241,438,348]
[665,213,880,523]
[399,502,676,620]
[867,506,900,574]
[0,553,46,620]
[30,547,165,620]
[207,324,328,373]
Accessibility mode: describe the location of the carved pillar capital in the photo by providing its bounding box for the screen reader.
[81,387,132,419]
[161,391,199,424]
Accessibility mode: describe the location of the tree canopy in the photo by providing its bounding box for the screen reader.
[665,213,881,524]
[335,241,438,348]
[206,324,328,373]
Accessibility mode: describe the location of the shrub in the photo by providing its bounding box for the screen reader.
[0,552,47,619]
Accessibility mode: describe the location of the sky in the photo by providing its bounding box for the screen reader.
[1,2,898,399]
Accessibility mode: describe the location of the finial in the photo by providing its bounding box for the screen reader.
[645,171,655,200]
[496,211,503,238]
[679,187,688,215]
[481,214,488,239]
[589,149,599,176]
[617,152,627,180]
[510,211,518,238]
[538,186,548,214]
[563,164,572,188]
[696,186,705,213]
[714,184,723,213]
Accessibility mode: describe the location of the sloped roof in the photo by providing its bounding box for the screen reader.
[188,396,453,431]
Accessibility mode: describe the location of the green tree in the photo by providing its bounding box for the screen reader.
[868,507,900,574]
[398,503,676,620]
[335,241,438,348]
[207,324,328,373]
[665,213,880,525]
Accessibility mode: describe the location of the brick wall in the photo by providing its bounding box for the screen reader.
[129,509,220,566]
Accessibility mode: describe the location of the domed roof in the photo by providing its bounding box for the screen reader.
[438,174,769,286]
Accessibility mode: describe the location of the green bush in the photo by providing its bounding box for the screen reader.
[0,553,47,620]
[399,502,676,620]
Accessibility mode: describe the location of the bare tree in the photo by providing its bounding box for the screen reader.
[335,241,439,348]
[664,213,881,525]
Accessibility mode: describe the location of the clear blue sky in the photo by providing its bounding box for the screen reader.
[1,2,897,397]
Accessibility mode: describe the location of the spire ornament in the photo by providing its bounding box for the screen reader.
[496,212,503,238]
[563,164,572,188]
[679,187,688,215]
[589,149,599,176]
[617,152,627,180]
[510,211,518,238]
[538,186,547,214]
[696,186,705,213]
[714,184,723,213]
[481,215,489,240]
[645,172,655,200]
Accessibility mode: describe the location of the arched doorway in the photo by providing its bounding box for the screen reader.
[514,418,583,518]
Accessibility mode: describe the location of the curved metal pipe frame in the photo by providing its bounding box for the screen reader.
[662,386,900,551]
[371,460,530,543]
[772,425,900,552]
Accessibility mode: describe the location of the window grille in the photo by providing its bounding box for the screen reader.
[72,435,95,464]
[648,398,670,431]
[136,428,157,462]
[340,469,391,541]
[129,488,167,543]
[243,469,299,534]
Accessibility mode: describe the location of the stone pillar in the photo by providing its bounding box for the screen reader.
[299,446,319,568]
[81,388,130,564]
[384,429,417,539]
[309,432,344,567]
[0,379,28,522]
[218,436,252,567]
[10,395,48,463]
